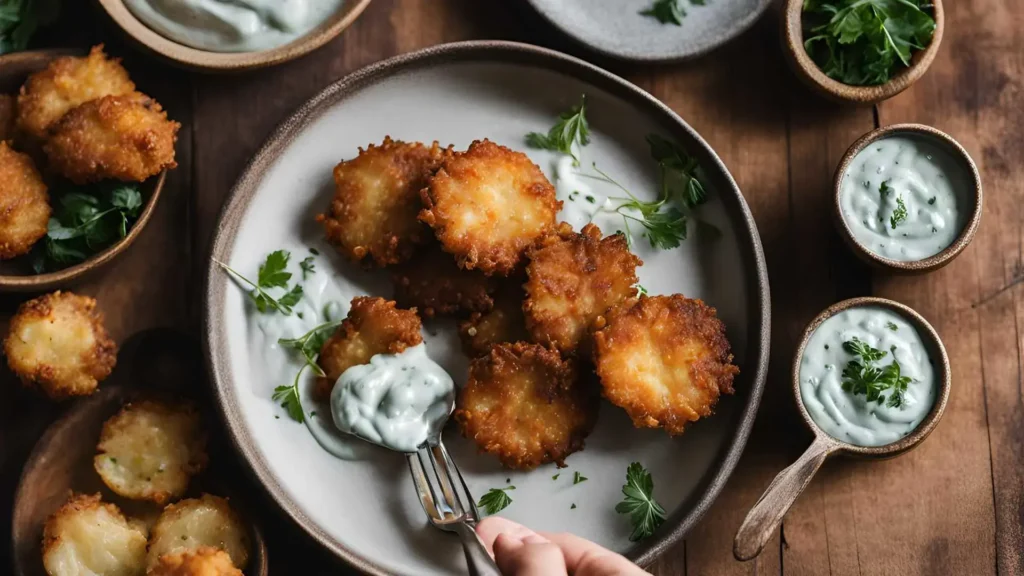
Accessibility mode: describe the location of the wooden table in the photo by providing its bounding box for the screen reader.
[2,1,1021,574]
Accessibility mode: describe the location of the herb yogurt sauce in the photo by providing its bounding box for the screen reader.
[839,136,969,262]
[124,0,346,53]
[799,306,936,447]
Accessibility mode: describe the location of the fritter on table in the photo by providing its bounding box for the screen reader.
[392,244,497,318]
[41,493,147,576]
[593,295,738,435]
[148,547,242,576]
[0,140,50,259]
[458,280,529,357]
[146,494,249,571]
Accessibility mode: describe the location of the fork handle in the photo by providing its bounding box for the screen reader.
[453,521,502,576]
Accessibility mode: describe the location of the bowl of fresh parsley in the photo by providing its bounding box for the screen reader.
[783,0,944,104]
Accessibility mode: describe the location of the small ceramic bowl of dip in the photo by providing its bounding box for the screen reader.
[833,124,982,273]
[782,0,944,105]
[733,297,950,561]
[96,0,373,72]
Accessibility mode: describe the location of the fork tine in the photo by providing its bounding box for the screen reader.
[428,444,464,516]
[418,447,455,518]
[406,453,441,523]
[438,441,481,523]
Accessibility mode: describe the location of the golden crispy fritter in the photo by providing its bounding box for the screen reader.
[0,141,50,259]
[458,280,529,357]
[593,295,739,435]
[419,139,560,276]
[42,493,148,576]
[315,296,423,399]
[44,93,179,184]
[148,547,242,576]
[4,291,117,400]
[94,399,208,505]
[16,45,136,141]
[318,137,445,267]
[147,494,249,571]
[0,94,16,141]
[454,342,598,469]
[524,223,641,355]
[392,244,496,318]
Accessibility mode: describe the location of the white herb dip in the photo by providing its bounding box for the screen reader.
[839,136,969,261]
[330,344,454,453]
[124,0,345,53]
[799,306,936,447]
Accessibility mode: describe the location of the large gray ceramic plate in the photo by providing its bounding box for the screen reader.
[204,41,770,575]
[527,0,772,62]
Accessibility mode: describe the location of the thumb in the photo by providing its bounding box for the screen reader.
[493,532,567,576]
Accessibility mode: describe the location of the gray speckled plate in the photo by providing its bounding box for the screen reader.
[527,0,772,62]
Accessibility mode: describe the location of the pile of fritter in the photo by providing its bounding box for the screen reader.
[316,136,739,470]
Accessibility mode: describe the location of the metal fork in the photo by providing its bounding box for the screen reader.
[407,440,501,576]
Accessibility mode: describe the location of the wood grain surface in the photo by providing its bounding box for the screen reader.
[1,1,1020,574]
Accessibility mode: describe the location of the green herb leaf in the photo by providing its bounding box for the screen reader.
[0,0,60,54]
[552,473,560,481]
[272,364,306,423]
[525,95,590,165]
[890,195,908,229]
[640,0,686,25]
[215,250,304,315]
[886,321,898,331]
[615,462,666,542]
[300,256,316,279]
[478,486,515,515]
[573,471,588,485]
[258,250,292,288]
[840,338,912,408]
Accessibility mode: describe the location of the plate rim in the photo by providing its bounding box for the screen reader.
[202,39,771,573]
[524,0,773,63]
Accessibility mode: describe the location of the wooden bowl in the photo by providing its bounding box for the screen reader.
[782,0,944,104]
[832,124,982,273]
[0,49,166,292]
[96,0,374,72]
[10,329,269,576]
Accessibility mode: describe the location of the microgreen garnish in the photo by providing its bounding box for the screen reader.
[300,256,316,279]
[890,195,908,229]
[478,486,516,515]
[0,0,60,54]
[640,0,706,25]
[215,250,304,315]
[526,95,590,165]
[635,284,648,296]
[616,463,666,542]
[841,337,912,409]
[573,471,588,484]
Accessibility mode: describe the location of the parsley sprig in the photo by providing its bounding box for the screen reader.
[615,462,666,542]
[526,95,590,165]
[841,337,912,409]
[278,320,340,378]
[640,0,706,25]
[478,486,516,515]
[0,0,59,54]
[215,250,304,315]
[890,195,908,229]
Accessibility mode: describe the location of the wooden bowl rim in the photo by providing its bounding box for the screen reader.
[789,297,952,458]
[782,0,945,105]
[95,0,374,72]
[0,49,167,292]
[831,123,983,273]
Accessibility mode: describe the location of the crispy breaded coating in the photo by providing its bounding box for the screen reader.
[4,291,117,400]
[458,280,529,357]
[593,295,739,435]
[454,343,598,469]
[16,45,136,141]
[94,399,208,505]
[524,223,641,355]
[147,495,249,571]
[44,93,179,184]
[392,244,496,318]
[42,493,147,576]
[148,547,242,576]
[419,139,560,276]
[315,296,423,399]
[0,94,16,141]
[318,137,444,267]
[0,140,50,259]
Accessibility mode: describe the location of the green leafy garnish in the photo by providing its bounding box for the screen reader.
[300,256,316,279]
[526,95,590,165]
[886,321,898,331]
[279,320,342,377]
[478,486,515,515]
[573,471,588,484]
[272,364,306,423]
[890,195,908,229]
[640,0,706,25]
[0,0,59,54]
[215,250,304,315]
[802,0,936,86]
[615,462,666,542]
[552,473,560,481]
[635,284,648,296]
[571,503,577,509]
[841,337,912,409]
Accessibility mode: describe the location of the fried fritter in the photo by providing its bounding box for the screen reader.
[392,244,496,318]
[419,139,560,276]
[16,45,136,141]
[318,137,444,267]
[44,93,179,184]
[146,495,249,571]
[94,399,208,505]
[4,291,117,400]
[315,296,423,399]
[458,280,529,357]
[148,547,242,576]
[593,295,739,435]
[0,140,50,259]
[455,342,598,469]
[0,94,16,141]
[42,493,147,576]
[524,223,641,355]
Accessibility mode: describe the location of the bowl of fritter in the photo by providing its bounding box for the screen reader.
[205,41,770,575]
[0,47,176,292]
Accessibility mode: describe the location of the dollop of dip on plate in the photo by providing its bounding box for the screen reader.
[124,0,345,53]
[330,344,454,453]
[839,135,969,262]
[799,306,936,447]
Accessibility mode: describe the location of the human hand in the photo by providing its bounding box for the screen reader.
[476,516,646,576]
